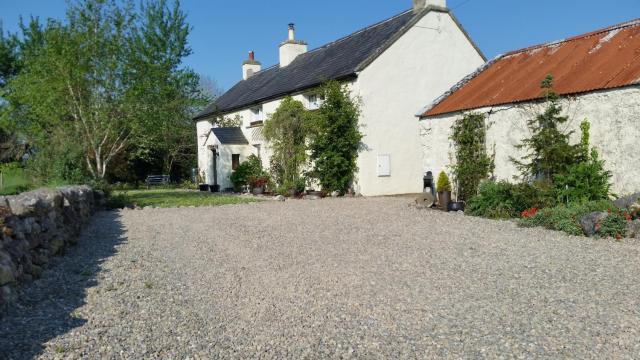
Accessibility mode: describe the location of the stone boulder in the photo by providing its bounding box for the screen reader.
[614,192,640,209]
[580,212,609,237]
[627,220,640,239]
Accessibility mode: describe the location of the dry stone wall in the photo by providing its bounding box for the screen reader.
[0,186,104,313]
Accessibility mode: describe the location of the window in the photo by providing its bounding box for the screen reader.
[251,106,264,122]
[232,154,240,170]
[306,94,323,110]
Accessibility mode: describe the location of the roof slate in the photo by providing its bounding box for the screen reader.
[421,19,640,117]
[194,9,419,120]
[212,127,249,145]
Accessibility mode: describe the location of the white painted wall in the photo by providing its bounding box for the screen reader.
[196,10,485,196]
[353,11,485,195]
[418,85,640,195]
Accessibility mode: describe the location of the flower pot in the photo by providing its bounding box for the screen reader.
[447,201,465,212]
[198,184,209,192]
[438,191,451,211]
[252,187,264,195]
[209,184,220,193]
[288,189,298,198]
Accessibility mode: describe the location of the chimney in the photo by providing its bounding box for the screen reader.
[413,0,446,13]
[242,51,262,80]
[279,23,307,67]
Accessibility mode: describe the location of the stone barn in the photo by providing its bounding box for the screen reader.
[417,19,640,195]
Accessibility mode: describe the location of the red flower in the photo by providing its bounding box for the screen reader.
[521,207,539,218]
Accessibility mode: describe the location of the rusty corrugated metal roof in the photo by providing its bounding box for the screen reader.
[421,19,640,117]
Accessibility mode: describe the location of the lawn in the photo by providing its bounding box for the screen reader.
[112,189,260,208]
[0,167,32,195]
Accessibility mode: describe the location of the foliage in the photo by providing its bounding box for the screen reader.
[468,180,555,219]
[554,121,612,203]
[248,176,269,189]
[3,0,205,182]
[511,75,579,183]
[450,113,494,201]
[263,97,312,189]
[518,200,619,236]
[597,212,627,239]
[216,114,242,128]
[229,155,263,191]
[110,189,258,208]
[436,171,452,193]
[0,163,32,195]
[308,81,362,194]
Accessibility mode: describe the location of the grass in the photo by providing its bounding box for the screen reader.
[112,188,259,208]
[0,167,32,195]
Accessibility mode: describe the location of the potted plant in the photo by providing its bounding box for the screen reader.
[197,171,209,192]
[437,171,452,211]
[448,178,465,212]
[249,176,269,195]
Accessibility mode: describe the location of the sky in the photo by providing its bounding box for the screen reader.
[1,0,639,91]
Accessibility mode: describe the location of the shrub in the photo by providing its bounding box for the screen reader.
[467,181,554,219]
[437,172,452,193]
[518,200,619,236]
[230,155,263,191]
[450,113,494,201]
[597,213,627,239]
[308,81,363,193]
[554,122,612,204]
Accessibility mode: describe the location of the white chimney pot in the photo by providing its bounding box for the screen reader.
[279,23,307,67]
[413,0,446,13]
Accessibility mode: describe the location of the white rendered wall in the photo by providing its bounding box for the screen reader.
[419,86,640,195]
[353,11,485,196]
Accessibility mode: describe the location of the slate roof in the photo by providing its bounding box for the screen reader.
[420,18,640,117]
[194,8,431,120]
[211,127,249,145]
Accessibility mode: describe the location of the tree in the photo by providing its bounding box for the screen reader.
[5,0,203,181]
[263,97,312,189]
[450,113,494,201]
[198,74,224,100]
[554,120,612,203]
[308,81,362,193]
[511,75,578,183]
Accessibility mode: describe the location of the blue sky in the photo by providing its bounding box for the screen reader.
[1,0,639,90]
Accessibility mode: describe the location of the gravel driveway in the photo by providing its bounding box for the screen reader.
[1,197,640,358]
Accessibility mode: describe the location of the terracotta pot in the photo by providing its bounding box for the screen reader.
[438,191,451,211]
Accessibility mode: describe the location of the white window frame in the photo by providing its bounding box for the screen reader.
[306,93,323,110]
[251,106,264,122]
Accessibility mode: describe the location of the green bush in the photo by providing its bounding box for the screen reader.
[554,148,612,204]
[519,200,619,236]
[437,171,452,193]
[467,181,554,219]
[230,155,263,191]
[598,212,627,239]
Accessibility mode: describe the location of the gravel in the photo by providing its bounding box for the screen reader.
[2,197,640,358]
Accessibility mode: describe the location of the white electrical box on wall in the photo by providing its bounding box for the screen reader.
[377,154,391,177]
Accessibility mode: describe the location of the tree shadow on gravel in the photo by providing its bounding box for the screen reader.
[0,211,126,359]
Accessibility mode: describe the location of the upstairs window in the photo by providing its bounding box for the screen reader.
[251,106,264,122]
[306,94,323,110]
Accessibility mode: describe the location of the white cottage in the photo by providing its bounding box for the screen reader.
[417,19,640,195]
[194,0,485,195]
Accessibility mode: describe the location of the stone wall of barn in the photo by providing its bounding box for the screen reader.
[0,186,104,313]
[418,85,640,196]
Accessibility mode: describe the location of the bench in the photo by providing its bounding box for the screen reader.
[145,175,170,187]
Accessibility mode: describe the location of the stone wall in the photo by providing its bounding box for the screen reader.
[0,186,104,313]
